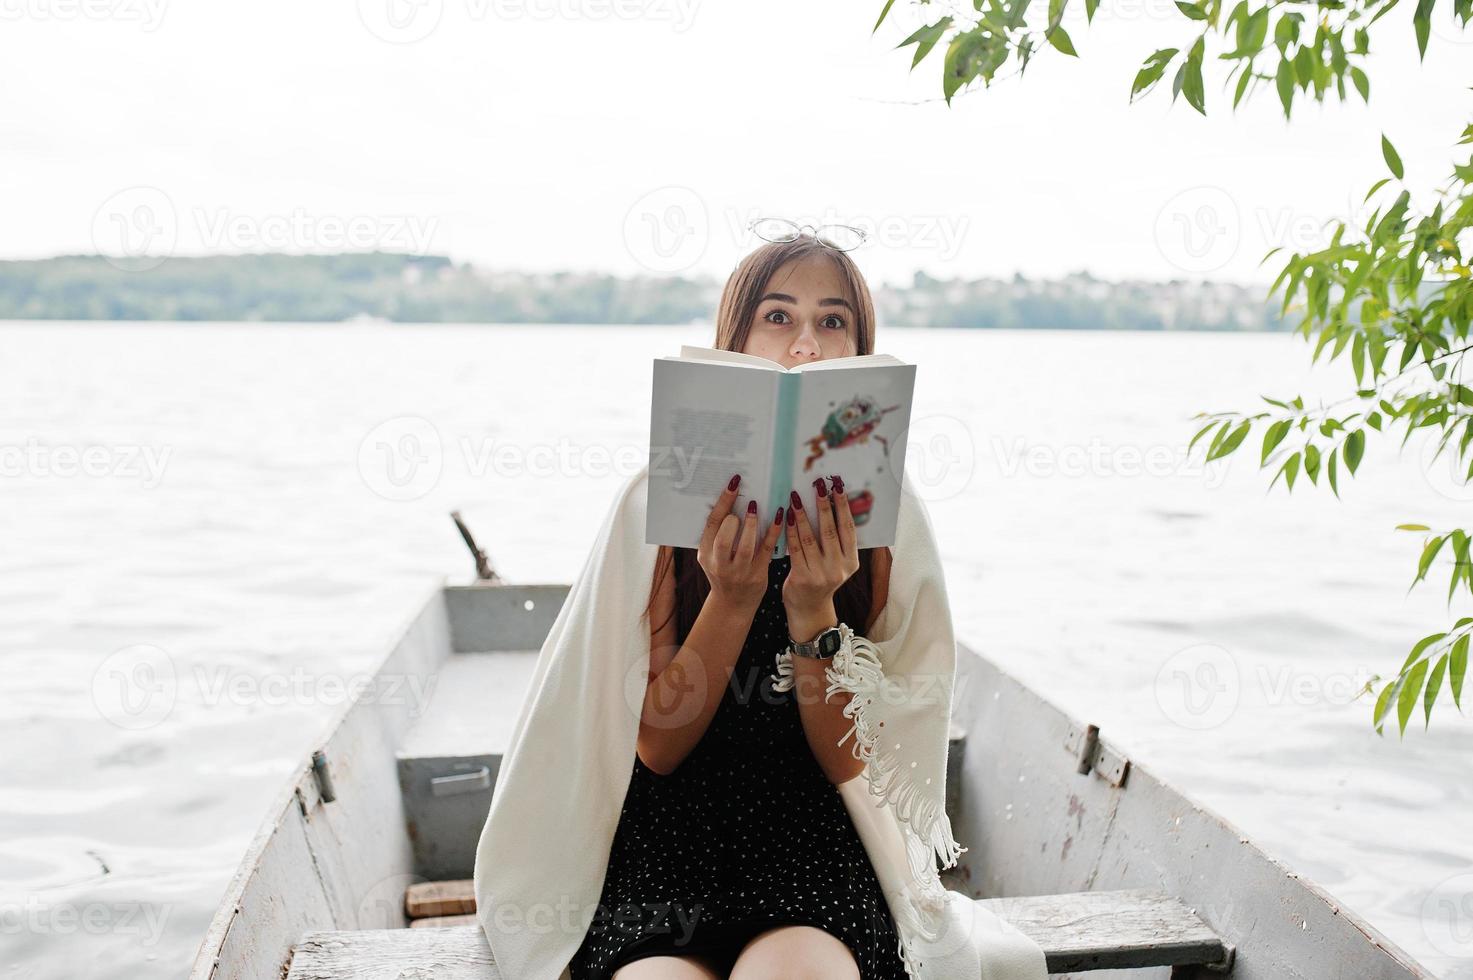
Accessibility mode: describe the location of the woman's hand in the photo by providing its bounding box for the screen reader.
[698,473,785,614]
[783,474,859,641]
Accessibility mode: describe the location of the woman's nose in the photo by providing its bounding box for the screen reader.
[789,322,822,360]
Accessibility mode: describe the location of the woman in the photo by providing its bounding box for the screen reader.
[473,229,1048,980]
[568,232,906,980]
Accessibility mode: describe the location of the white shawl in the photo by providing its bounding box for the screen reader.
[472,463,1047,980]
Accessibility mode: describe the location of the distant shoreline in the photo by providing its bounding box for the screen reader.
[0,252,1290,331]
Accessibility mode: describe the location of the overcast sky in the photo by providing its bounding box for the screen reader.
[0,0,1468,286]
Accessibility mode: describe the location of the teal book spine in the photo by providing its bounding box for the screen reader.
[766,372,801,559]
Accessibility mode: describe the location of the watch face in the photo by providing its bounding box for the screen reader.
[819,627,843,655]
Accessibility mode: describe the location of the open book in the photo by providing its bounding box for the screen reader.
[646,344,916,559]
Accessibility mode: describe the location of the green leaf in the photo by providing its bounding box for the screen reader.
[1345,429,1365,473]
[1182,46,1206,114]
[1397,658,1429,735]
[1245,7,1269,48]
[1047,25,1078,56]
[898,18,954,66]
[1413,0,1436,58]
[1452,531,1471,603]
[1405,630,1447,672]
[1261,419,1291,463]
[1233,63,1253,108]
[1382,134,1405,180]
[1416,535,1445,585]
[1084,0,1099,19]
[1363,177,1392,204]
[1424,654,1448,725]
[1131,48,1178,101]
[1176,0,1209,18]
[1275,58,1295,118]
[1293,46,1312,88]
[1350,66,1370,102]
[941,32,980,105]
[1188,417,1222,453]
[1451,635,1468,710]
[1273,12,1296,51]
[1209,419,1251,460]
[1373,674,1401,732]
[873,0,897,32]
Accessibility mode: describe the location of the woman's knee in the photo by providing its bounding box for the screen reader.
[728,924,860,980]
[611,952,724,980]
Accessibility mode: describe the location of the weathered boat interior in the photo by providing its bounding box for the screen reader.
[188,580,1430,980]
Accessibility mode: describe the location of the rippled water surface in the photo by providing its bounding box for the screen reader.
[2,322,1469,979]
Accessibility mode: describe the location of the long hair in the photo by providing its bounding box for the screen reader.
[646,236,880,645]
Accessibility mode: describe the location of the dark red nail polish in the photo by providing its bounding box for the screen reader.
[786,505,796,526]
[728,473,740,491]
[814,476,828,498]
[789,489,802,510]
[773,506,783,525]
[830,474,844,494]
[747,499,757,514]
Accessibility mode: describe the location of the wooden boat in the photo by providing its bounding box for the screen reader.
[187,574,1434,979]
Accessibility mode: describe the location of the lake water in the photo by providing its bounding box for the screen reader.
[2,322,1470,979]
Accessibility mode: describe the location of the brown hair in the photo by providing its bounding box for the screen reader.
[646,236,880,645]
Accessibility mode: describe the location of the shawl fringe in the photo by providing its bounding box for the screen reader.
[772,622,965,979]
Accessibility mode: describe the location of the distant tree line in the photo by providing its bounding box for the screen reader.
[0,252,1288,330]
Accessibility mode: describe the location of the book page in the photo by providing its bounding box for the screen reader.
[785,362,916,552]
[790,352,904,372]
[646,358,780,551]
[677,345,785,371]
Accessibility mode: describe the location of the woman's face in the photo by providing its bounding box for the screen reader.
[740,254,859,369]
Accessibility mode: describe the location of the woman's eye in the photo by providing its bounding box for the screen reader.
[822,315,846,330]
[764,310,791,325]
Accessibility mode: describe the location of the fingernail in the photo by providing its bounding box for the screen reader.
[813,476,828,498]
[789,489,803,510]
[773,506,783,525]
[786,505,796,526]
[728,473,740,491]
[830,474,844,494]
[747,499,757,514]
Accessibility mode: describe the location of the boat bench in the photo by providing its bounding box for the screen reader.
[285,885,1235,978]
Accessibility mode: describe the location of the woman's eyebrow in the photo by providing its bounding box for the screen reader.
[758,292,855,313]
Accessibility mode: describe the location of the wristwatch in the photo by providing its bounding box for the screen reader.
[789,624,844,660]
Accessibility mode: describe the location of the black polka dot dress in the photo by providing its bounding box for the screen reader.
[567,554,910,980]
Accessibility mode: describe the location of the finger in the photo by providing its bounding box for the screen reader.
[788,488,818,570]
[714,512,741,566]
[784,492,806,570]
[811,476,840,559]
[829,473,857,557]
[755,503,784,563]
[736,498,759,560]
[700,472,742,555]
